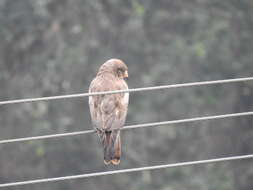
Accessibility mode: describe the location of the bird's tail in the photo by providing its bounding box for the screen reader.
[100,130,121,165]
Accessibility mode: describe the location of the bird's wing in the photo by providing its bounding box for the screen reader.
[89,76,128,131]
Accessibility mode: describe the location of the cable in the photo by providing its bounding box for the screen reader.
[0,78,252,187]
[0,111,252,144]
[0,77,253,105]
[0,154,252,187]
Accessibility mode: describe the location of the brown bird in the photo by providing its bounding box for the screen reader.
[88,59,129,165]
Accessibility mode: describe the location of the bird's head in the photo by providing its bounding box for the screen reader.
[98,59,128,79]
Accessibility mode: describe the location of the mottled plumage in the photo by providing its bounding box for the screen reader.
[89,59,129,165]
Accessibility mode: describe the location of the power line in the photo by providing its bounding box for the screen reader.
[0,111,252,144]
[0,79,252,188]
[0,154,252,187]
[0,77,253,105]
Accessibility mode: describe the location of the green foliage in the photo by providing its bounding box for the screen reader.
[193,42,206,58]
[132,0,145,16]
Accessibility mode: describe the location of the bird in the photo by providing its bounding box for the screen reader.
[88,59,129,165]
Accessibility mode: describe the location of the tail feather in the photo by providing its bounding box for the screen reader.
[100,130,121,165]
[111,133,121,165]
[103,131,112,164]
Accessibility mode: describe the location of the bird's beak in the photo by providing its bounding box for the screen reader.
[124,71,128,78]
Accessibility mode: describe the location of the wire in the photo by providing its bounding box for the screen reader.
[0,77,253,105]
[0,111,252,144]
[0,154,252,187]
[0,78,252,187]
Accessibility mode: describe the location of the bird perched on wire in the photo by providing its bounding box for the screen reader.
[88,59,129,165]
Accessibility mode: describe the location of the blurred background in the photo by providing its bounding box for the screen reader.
[0,0,253,189]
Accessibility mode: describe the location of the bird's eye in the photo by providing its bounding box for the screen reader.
[117,68,123,76]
